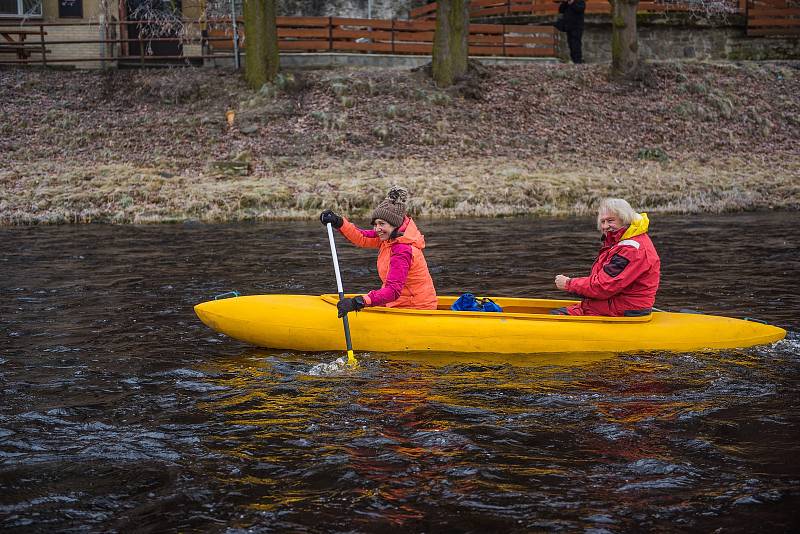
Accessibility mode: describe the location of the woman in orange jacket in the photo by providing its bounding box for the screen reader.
[320,186,438,317]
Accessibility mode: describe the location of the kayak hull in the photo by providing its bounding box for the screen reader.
[194,295,786,354]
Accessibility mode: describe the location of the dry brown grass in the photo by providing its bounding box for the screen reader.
[2,156,797,224]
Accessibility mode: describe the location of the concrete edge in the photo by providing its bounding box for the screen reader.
[210,52,559,69]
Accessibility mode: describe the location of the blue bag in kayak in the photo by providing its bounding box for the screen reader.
[481,298,503,313]
[451,293,503,313]
[451,293,481,311]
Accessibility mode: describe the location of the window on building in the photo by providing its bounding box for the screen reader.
[0,0,42,17]
[58,0,83,18]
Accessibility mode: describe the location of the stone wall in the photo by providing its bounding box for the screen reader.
[580,15,800,63]
[490,13,800,63]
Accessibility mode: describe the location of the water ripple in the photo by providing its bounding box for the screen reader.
[1,215,798,531]
[617,476,694,492]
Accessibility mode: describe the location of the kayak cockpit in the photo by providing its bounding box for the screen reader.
[319,295,654,323]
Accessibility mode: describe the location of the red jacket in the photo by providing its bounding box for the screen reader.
[565,214,660,316]
[339,216,438,310]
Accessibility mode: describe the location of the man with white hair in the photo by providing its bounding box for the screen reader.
[553,198,661,316]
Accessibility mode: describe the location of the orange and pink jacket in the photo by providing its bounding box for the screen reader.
[339,216,438,310]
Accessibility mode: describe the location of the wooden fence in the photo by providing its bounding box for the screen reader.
[747,0,800,36]
[0,16,558,66]
[410,0,744,19]
[207,16,558,58]
[410,0,800,40]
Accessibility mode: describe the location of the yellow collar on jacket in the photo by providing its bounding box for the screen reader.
[621,213,650,240]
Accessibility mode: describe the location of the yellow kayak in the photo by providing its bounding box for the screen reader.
[194,294,786,354]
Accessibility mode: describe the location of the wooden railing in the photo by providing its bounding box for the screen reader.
[747,0,800,36]
[410,0,737,19]
[208,16,558,58]
[0,20,213,65]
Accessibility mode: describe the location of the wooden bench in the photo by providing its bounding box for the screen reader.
[0,28,49,64]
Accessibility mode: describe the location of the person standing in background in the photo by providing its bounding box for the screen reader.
[558,0,586,64]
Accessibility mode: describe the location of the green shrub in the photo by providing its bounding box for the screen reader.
[331,82,349,97]
[428,92,451,106]
[310,110,328,122]
[373,125,390,141]
[707,93,734,120]
[636,147,669,162]
[351,79,376,96]
[685,81,709,95]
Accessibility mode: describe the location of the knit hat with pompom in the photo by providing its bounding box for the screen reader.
[370,186,408,228]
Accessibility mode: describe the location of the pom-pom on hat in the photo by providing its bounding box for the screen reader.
[370,186,408,228]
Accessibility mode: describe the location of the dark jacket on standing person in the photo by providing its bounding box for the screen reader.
[559,0,586,30]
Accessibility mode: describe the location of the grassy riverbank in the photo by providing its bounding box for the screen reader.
[2,61,799,224]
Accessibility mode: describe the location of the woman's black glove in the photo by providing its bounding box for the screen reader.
[337,296,366,318]
[320,210,343,229]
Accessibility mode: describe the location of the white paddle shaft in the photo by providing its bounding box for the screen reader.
[326,223,345,295]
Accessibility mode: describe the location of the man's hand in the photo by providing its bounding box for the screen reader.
[555,274,571,291]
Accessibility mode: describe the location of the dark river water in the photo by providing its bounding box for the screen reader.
[1,212,799,532]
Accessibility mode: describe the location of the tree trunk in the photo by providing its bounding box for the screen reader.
[609,0,639,80]
[244,0,279,90]
[432,0,469,88]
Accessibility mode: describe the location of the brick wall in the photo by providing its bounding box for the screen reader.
[47,24,110,68]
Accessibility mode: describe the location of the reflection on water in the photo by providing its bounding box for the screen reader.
[1,212,799,531]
